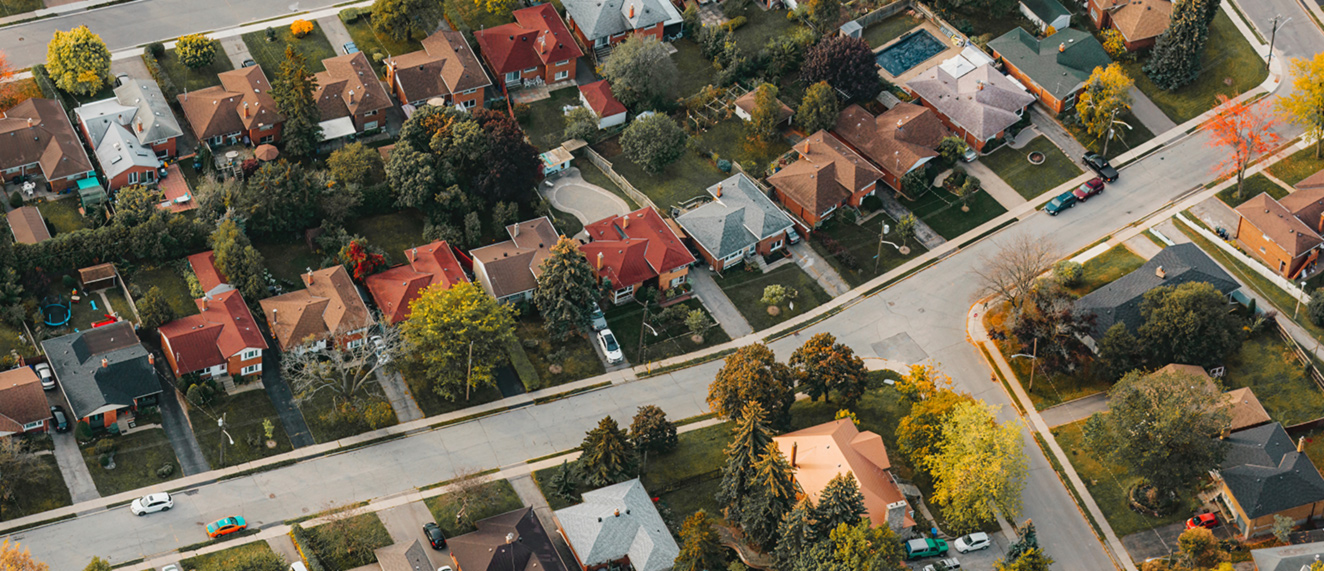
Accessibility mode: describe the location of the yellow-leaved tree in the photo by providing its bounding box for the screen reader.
[1278,53,1324,158]
[1076,63,1134,140]
[923,399,1028,533]
[0,539,49,571]
[46,26,111,96]
[397,281,517,400]
[475,0,515,17]
[290,19,314,38]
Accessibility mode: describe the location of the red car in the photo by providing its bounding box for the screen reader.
[1072,177,1105,201]
[1186,513,1218,530]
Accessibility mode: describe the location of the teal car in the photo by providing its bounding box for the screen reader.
[905,537,950,560]
[1044,191,1078,216]
[206,516,247,538]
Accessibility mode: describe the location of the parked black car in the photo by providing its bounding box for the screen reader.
[50,405,69,433]
[1082,153,1119,182]
[423,522,446,550]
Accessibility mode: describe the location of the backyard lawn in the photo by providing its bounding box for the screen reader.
[862,13,923,48]
[573,157,639,209]
[1120,11,1267,125]
[603,298,731,365]
[154,41,234,93]
[443,0,511,31]
[514,318,606,389]
[520,87,582,151]
[0,455,70,522]
[907,189,1008,240]
[981,136,1083,200]
[36,197,91,234]
[340,15,422,78]
[809,214,926,288]
[1216,173,1288,207]
[0,322,31,359]
[1063,109,1155,160]
[179,542,283,571]
[189,389,294,468]
[1221,332,1324,426]
[729,5,802,56]
[1267,145,1324,186]
[593,138,727,210]
[1066,244,1145,297]
[254,235,323,285]
[128,264,200,318]
[305,511,393,570]
[104,287,137,323]
[695,119,793,174]
[672,38,717,100]
[425,478,524,536]
[242,22,338,74]
[712,264,830,332]
[81,428,183,496]
[405,370,504,418]
[347,209,427,265]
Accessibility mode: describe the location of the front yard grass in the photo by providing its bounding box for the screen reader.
[1063,109,1156,161]
[809,213,925,288]
[424,478,523,537]
[154,41,234,93]
[443,0,511,31]
[981,136,1084,200]
[305,511,393,570]
[81,428,183,496]
[1221,332,1324,426]
[36,197,91,235]
[1066,244,1145,297]
[1119,11,1267,125]
[189,390,293,468]
[340,15,422,78]
[694,119,793,174]
[346,209,426,265]
[862,14,923,48]
[907,189,1008,239]
[242,22,338,75]
[298,388,398,444]
[603,298,731,365]
[0,455,70,522]
[1267,145,1324,186]
[593,138,727,210]
[520,87,581,151]
[179,541,284,571]
[713,264,830,331]
[515,317,606,389]
[1216,173,1288,207]
[985,304,1113,410]
[127,264,200,318]
[405,371,504,418]
[0,0,40,18]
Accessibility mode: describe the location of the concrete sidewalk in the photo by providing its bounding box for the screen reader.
[1127,86,1178,134]
[789,241,850,297]
[378,369,424,423]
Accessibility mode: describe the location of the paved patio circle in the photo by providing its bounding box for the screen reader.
[543,169,631,225]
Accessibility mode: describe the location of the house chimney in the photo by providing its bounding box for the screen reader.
[514,223,521,237]
[244,104,250,118]
[885,501,908,533]
[805,140,811,154]
[614,509,621,517]
[791,442,797,468]
[622,215,630,229]
[272,308,278,324]
[101,358,108,368]
[136,121,144,133]
[1155,266,1165,279]
[1220,428,1230,439]
[149,354,155,365]
[1300,436,1308,453]
[629,4,634,17]
[26,118,33,128]
[1059,43,1065,52]
[596,251,603,270]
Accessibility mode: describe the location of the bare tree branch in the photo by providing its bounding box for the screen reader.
[972,233,1058,309]
[282,317,401,404]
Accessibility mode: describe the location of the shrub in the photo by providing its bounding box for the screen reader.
[94,438,116,456]
[156,463,175,478]
[61,274,77,289]
[291,19,314,38]
[265,27,277,42]
[339,7,362,23]
[75,421,92,443]
[1054,260,1083,287]
[1309,288,1324,326]
[99,454,112,468]
[7,191,22,209]
[717,159,732,172]
[512,102,531,123]
[860,195,882,212]
[147,42,165,58]
[721,15,747,32]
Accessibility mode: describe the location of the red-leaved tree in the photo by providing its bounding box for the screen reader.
[339,239,385,282]
[1207,94,1281,199]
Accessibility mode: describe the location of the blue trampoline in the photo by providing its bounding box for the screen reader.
[42,297,70,327]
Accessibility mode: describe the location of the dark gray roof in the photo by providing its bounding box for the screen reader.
[41,321,161,420]
[562,0,678,41]
[1220,423,1324,520]
[449,507,569,571]
[1020,0,1069,21]
[1251,540,1324,571]
[987,28,1112,100]
[1075,243,1239,338]
[376,540,432,571]
[675,174,794,260]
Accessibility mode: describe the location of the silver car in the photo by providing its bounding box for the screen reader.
[954,532,990,553]
[131,492,174,516]
[35,363,54,390]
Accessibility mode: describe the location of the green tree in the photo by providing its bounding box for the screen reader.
[175,34,216,69]
[0,439,41,520]
[762,32,811,82]
[685,309,711,337]
[328,141,386,187]
[563,106,600,142]
[1273,514,1294,545]
[937,135,970,163]
[371,0,427,41]
[549,460,579,501]
[577,416,637,487]
[386,146,442,209]
[601,36,677,109]
[475,0,514,16]
[995,548,1053,571]
[924,400,1027,532]
[1177,526,1219,569]
[812,473,867,537]
[136,286,176,330]
[707,343,795,429]
[747,83,783,144]
[629,405,677,454]
[111,185,164,227]
[673,511,724,571]
[47,26,111,96]
[797,81,842,134]
[717,402,774,523]
[826,520,907,571]
[83,557,111,571]
[1144,0,1220,91]
[796,0,840,32]
[271,44,322,159]
[894,213,917,246]
[1279,54,1324,158]
[534,238,600,341]
[1096,322,1144,381]
[1076,63,1133,139]
[741,441,797,550]
[210,219,269,301]
[788,332,868,406]
[1138,281,1244,367]
[237,160,321,235]
[897,388,973,463]
[1083,368,1230,497]
[899,168,930,199]
[621,113,687,173]
[1052,260,1083,287]
[1310,288,1324,326]
[774,499,817,567]
[398,281,518,400]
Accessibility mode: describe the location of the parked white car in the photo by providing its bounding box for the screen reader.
[597,329,624,364]
[954,532,991,553]
[35,363,53,390]
[130,492,174,516]
[370,335,389,364]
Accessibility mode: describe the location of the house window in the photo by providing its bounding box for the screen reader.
[595,36,608,47]
[210,135,223,145]
[364,110,377,117]
[127,171,138,184]
[22,420,43,431]
[143,169,156,183]
[464,99,477,108]
[556,60,569,66]
[348,338,365,349]
[259,135,274,144]
[506,71,520,83]
[555,70,569,81]
[364,121,378,130]
[462,88,477,95]
[670,275,686,287]
[242,349,261,360]
[241,364,262,375]
[1090,7,1098,20]
[523,67,538,74]
[770,239,784,251]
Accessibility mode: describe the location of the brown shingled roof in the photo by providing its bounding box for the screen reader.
[470,217,559,300]
[1099,0,1172,42]
[832,103,945,187]
[7,206,50,244]
[0,368,50,435]
[0,98,95,181]
[177,66,283,141]
[734,90,794,124]
[259,265,374,351]
[314,52,393,122]
[388,29,490,104]
[1236,193,1324,259]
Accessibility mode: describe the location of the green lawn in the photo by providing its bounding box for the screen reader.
[981,136,1084,200]
[0,0,40,18]
[809,213,926,288]
[155,41,234,93]
[340,15,422,78]
[986,305,1113,410]
[1066,244,1145,297]
[242,22,338,75]
[189,390,294,469]
[713,264,830,331]
[573,156,638,210]
[695,118,793,175]
[443,0,511,31]
[1063,109,1156,161]
[603,298,731,365]
[0,455,70,522]
[1120,11,1267,125]
[346,209,426,265]
[1217,173,1288,207]
[298,389,398,444]
[36,198,90,235]
[594,138,727,210]
[253,235,322,285]
[520,87,582,151]
[81,428,183,496]
[0,322,32,359]
[728,5,802,56]
[128,265,200,318]
[64,287,117,331]
[305,512,393,570]
[907,189,1008,240]
[424,478,524,537]
[105,287,136,323]
[180,541,285,571]
[1221,332,1324,426]
[862,14,923,48]
[672,38,718,100]
[1051,420,1197,538]
[514,317,606,389]
[1267,145,1324,186]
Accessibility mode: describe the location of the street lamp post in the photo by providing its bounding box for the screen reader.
[875,224,909,274]
[1268,16,1292,69]
[217,413,234,467]
[1295,281,1308,319]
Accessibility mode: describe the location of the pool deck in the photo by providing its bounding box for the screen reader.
[874,20,963,85]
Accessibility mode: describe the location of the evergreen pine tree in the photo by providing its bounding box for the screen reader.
[812,473,867,537]
[673,511,725,571]
[774,498,818,567]
[549,460,578,502]
[716,402,773,523]
[1143,0,1220,91]
[576,416,637,487]
[271,44,322,158]
[741,442,798,551]
[534,237,601,341]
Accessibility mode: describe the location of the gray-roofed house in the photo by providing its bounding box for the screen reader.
[906,48,1035,152]
[376,540,433,571]
[1074,243,1239,340]
[448,507,570,571]
[75,76,184,190]
[987,28,1112,114]
[562,0,682,55]
[1252,540,1324,571]
[675,173,795,272]
[1213,422,1324,539]
[41,321,162,432]
[554,479,678,571]
[1019,0,1071,33]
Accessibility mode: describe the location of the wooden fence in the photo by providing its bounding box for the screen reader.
[582,146,660,212]
[854,0,913,29]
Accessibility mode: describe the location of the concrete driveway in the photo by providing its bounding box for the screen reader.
[377,502,447,569]
[540,168,631,228]
[47,387,99,503]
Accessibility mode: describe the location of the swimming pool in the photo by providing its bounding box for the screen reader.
[875,30,948,76]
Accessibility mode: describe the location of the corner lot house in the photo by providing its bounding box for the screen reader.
[581,206,695,304]
[675,173,794,272]
[42,321,161,431]
[471,217,560,303]
[831,103,946,198]
[1087,0,1172,51]
[906,47,1034,152]
[385,30,492,110]
[773,419,916,531]
[561,0,682,52]
[0,98,96,193]
[475,4,583,90]
[7,205,51,244]
[579,80,627,129]
[314,52,394,140]
[449,507,570,571]
[554,479,679,571]
[769,130,882,228]
[987,28,1112,114]
[1074,243,1238,341]
[259,265,375,353]
[366,240,469,324]
[158,251,267,379]
[0,367,52,436]
[1213,422,1324,539]
[1235,189,1324,279]
[74,76,184,190]
[178,66,284,146]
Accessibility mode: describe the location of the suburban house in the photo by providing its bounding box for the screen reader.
[1087,0,1172,51]
[259,265,375,353]
[987,28,1112,114]
[365,240,469,324]
[157,251,267,379]
[313,52,394,140]
[906,47,1035,152]
[1212,422,1324,539]
[580,206,695,304]
[42,321,161,431]
[733,89,794,126]
[561,0,682,54]
[7,206,51,244]
[1234,189,1324,279]
[675,173,795,272]
[78,263,118,292]
[1151,364,1272,432]
[448,507,570,571]
[0,367,51,436]
[74,76,183,190]
[773,418,916,532]
[554,479,679,571]
[1019,0,1071,33]
[385,29,492,110]
[376,540,432,571]
[1252,540,1324,571]
[0,98,96,193]
[579,80,627,129]
[1074,243,1239,341]
[769,130,882,229]
[471,217,560,303]
[831,103,946,198]
[474,4,583,90]
[177,66,283,147]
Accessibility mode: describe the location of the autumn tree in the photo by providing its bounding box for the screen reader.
[534,238,600,341]
[84,557,111,571]
[398,281,518,400]
[802,36,883,102]
[973,233,1058,310]
[811,473,868,537]
[0,439,42,519]
[995,548,1053,571]
[1144,0,1220,91]
[894,213,917,246]
[577,416,638,487]
[1101,29,1128,59]
[470,108,542,203]
[797,81,841,135]
[1083,368,1230,498]
[601,36,677,109]
[1280,53,1324,157]
[1138,281,1244,367]
[707,343,795,429]
[176,34,217,69]
[895,363,953,401]
[210,219,269,301]
[371,0,428,41]
[788,333,868,406]
[621,113,687,173]
[1076,63,1133,140]
[897,388,974,463]
[1,540,49,571]
[1209,94,1281,199]
[924,400,1027,532]
[673,511,724,571]
[47,26,111,96]
[136,286,176,330]
[1008,280,1095,373]
[1177,527,1220,569]
[328,141,386,187]
[272,44,322,159]
[741,442,797,550]
[448,467,501,529]
[796,0,841,32]
[0,52,19,111]
[629,405,678,454]
[338,238,387,281]
[747,83,783,145]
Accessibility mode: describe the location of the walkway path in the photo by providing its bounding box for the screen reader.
[1039,393,1108,428]
[788,241,849,297]
[377,370,424,423]
[1030,106,1089,164]
[878,192,945,249]
[1127,87,1178,134]
[688,268,753,339]
[966,160,1028,210]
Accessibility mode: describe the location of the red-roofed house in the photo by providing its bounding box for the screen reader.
[475,4,583,91]
[187,251,228,295]
[366,241,470,324]
[581,207,694,304]
[769,130,882,229]
[159,252,267,379]
[0,367,52,436]
[579,81,627,128]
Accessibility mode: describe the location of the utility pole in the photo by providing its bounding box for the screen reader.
[1028,338,1037,392]
[1102,107,1118,158]
[465,341,473,401]
[1268,15,1292,69]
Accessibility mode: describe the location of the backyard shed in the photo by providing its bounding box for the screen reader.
[78,263,118,291]
[76,178,107,211]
